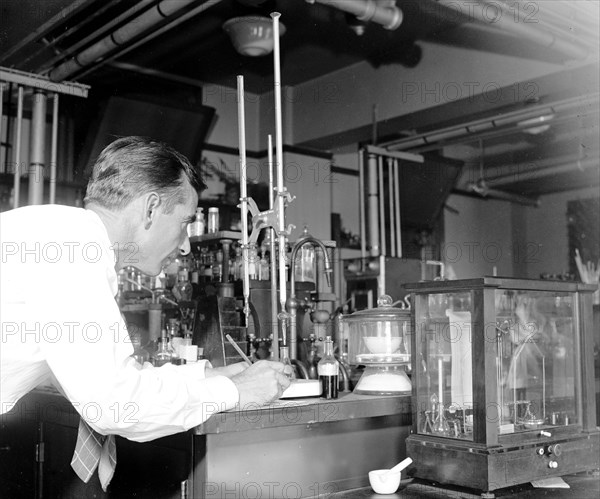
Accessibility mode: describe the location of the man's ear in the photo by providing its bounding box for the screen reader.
[143,192,161,229]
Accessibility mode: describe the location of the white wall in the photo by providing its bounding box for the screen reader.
[283,151,332,242]
[443,194,515,279]
[443,186,600,280]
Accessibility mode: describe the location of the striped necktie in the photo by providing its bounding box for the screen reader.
[70,418,117,492]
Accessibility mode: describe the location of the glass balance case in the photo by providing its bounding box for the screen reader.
[405,277,599,494]
[343,295,412,395]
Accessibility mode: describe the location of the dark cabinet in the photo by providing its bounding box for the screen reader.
[0,392,192,498]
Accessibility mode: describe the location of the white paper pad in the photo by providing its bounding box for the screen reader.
[280,379,321,399]
[530,477,570,488]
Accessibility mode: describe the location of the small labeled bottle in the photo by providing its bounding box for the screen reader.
[188,207,205,237]
[207,207,219,233]
[247,243,258,280]
[318,336,339,399]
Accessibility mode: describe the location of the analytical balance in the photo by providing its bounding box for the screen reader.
[343,295,412,395]
[404,277,599,494]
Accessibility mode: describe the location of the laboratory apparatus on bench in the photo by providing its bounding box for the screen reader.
[405,277,599,494]
[343,295,412,395]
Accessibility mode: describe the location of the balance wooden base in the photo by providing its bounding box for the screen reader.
[406,429,600,493]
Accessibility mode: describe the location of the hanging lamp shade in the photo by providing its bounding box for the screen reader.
[223,16,286,57]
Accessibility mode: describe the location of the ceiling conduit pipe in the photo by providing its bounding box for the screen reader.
[307,0,403,30]
[435,0,589,61]
[485,156,599,187]
[385,93,600,151]
[48,0,217,82]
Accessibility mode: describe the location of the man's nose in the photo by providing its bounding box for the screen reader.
[179,235,191,256]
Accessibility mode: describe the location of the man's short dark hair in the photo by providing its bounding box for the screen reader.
[84,136,206,212]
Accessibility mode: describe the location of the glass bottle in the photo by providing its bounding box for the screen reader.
[188,207,205,237]
[212,249,223,282]
[207,207,219,233]
[318,336,339,399]
[248,243,258,280]
[173,268,193,301]
[259,247,270,281]
[307,333,319,380]
[167,318,182,361]
[153,329,174,367]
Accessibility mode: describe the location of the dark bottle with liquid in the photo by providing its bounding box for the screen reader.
[318,336,339,399]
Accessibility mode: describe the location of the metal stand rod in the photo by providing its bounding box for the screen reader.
[236,75,251,329]
[268,134,279,359]
[272,12,288,343]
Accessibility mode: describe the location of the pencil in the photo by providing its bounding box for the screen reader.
[225,334,253,364]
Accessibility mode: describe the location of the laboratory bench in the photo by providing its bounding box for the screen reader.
[2,386,598,498]
[0,387,411,498]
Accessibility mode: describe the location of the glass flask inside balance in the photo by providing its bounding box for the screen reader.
[344,295,412,395]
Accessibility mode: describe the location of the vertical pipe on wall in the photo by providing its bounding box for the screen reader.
[393,159,402,258]
[358,149,367,258]
[378,155,386,257]
[49,93,59,204]
[367,153,379,256]
[388,157,396,257]
[28,89,47,205]
[12,86,24,209]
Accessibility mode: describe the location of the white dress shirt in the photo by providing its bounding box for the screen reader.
[0,205,239,442]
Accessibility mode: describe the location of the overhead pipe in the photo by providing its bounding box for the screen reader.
[0,0,92,65]
[485,155,599,187]
[38,0,155,74]
[76,0,224,81]
[384,93,600,151]
[49,0,214,82]
[307,0,403,30]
